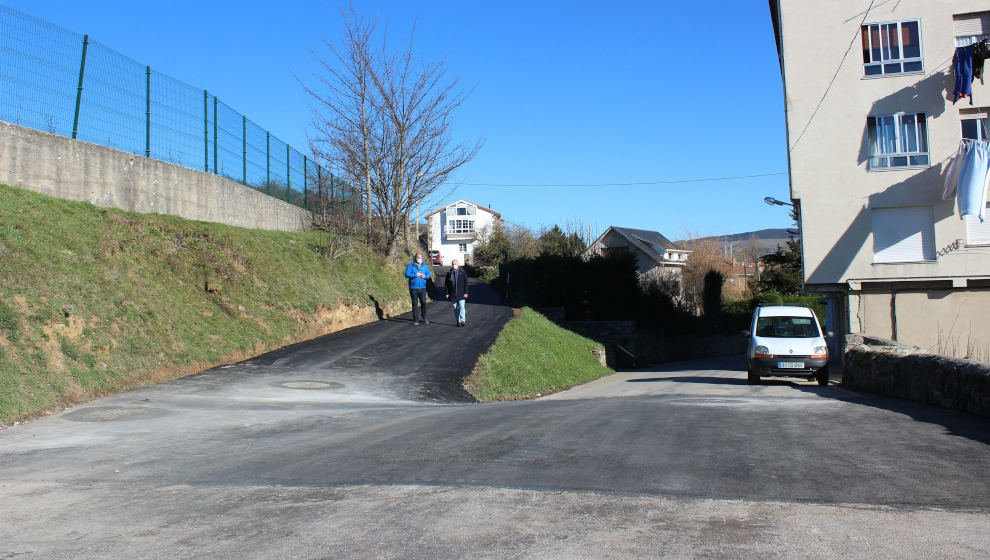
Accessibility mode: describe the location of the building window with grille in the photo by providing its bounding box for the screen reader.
[867,113,930,169]
[458,243,468,252]
[862,20,923,76]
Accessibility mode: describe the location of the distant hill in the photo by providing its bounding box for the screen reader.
[676,228,798,259]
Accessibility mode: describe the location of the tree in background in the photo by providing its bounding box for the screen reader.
[304,8,481,260]
[539,225,587,257]
[757,203,802,295]
[508,224,541,259]
[677,235,734,314]
[472,221,512,267]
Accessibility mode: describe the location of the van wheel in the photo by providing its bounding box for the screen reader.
[816,367,829,386]
[748,368,760,385]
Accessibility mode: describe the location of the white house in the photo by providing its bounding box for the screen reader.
[584,226,691,282]
[425,200,502,266]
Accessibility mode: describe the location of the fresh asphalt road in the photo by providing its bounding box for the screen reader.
[2,281,990,558]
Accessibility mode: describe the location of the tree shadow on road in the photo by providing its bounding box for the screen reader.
[627,376,750,385]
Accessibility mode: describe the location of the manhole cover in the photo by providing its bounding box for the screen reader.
[63,406,166,422]
[277,381,343,390]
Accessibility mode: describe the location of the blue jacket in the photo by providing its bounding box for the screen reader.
[405,261,431,290]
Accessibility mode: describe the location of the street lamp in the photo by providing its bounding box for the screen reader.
[763,196,793,207]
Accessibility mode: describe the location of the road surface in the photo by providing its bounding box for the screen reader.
[2,285,989,558]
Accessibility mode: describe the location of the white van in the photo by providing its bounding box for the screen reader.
[744,305,830,386]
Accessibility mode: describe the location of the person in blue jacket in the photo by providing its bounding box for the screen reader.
[404,253,431,325]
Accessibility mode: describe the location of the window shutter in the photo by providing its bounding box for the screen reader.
[954,13,990,36]
[966,214,990,245]
[872,207,935,263]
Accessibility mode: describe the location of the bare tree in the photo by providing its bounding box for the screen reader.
[303,8,481,259]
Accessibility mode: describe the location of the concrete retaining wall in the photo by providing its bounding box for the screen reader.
[0,121,311,231]
[843,334,990,418]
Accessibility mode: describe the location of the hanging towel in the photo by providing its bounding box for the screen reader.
[954,45,975,105]
[943,140,971,199]
[956,141,990,221]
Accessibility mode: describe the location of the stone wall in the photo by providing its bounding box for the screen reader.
[843,334,990,418]
[1,122,312,232]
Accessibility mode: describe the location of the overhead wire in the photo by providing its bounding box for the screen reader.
[788,0,876,152]
[445,171,787,188]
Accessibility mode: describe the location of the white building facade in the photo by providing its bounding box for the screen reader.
[426,200,502,266]
[771,0,990,357]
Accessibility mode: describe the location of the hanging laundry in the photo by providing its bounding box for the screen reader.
[943,139,971,200]
[954,44,975,105]
[974,39,990,83]
[955,140,990,221]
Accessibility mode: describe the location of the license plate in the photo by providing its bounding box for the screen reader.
[777,361,804,369]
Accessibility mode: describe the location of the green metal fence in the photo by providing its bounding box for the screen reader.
[0,4,357,216]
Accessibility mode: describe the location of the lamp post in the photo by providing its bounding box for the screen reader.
[763,196,793,207]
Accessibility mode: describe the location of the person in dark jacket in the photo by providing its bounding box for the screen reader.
[445,259,469,326]
[404,253,431,325]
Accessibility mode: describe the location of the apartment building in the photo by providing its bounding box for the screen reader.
[770,1,990,356]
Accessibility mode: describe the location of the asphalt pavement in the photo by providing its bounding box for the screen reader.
[2,284,990,559]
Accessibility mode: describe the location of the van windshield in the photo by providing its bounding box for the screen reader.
[755,316,820,338]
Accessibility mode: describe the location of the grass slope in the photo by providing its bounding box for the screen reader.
[0,184,408,424]
[468,307,613,400]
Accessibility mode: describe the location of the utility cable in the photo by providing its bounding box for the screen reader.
[446,171,787,188]
[789,0,876,152]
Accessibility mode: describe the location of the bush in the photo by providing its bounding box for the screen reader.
[756,291,783,305]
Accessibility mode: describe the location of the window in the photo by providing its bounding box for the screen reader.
[966,214,990,245]
[862,20,923,76]
[954,12,990,47]
[448,219,475,234]
[756,316,821,338]
[458,243,468,252]
[960,109,990,140]
[867,113,929,169]
[872,206,935,263]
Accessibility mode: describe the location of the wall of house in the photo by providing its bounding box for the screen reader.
[0,122,311,232]
[588,230,653,274]
[848,288,990,357]
[778,0,990,286]
[426,203,499,265]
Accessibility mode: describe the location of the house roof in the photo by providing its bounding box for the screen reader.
[589,226,688,266]
[424,199,502,219]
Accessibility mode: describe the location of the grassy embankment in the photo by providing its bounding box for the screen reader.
[0,184,409,424]
[466,307,613,400]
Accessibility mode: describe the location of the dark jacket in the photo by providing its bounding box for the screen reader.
[445,267,469,300]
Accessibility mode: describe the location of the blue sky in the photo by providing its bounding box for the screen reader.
[1,1,791,238]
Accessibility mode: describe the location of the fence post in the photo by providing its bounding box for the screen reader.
[71,34,89,139]
[317,165,322,202]
[242,115,247,185]
[285,145,291,203]
[303,155,308,209]
[266,132,270,194]
[212,97,218,175]
[203,90,209,172]
[145,66,151,157]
